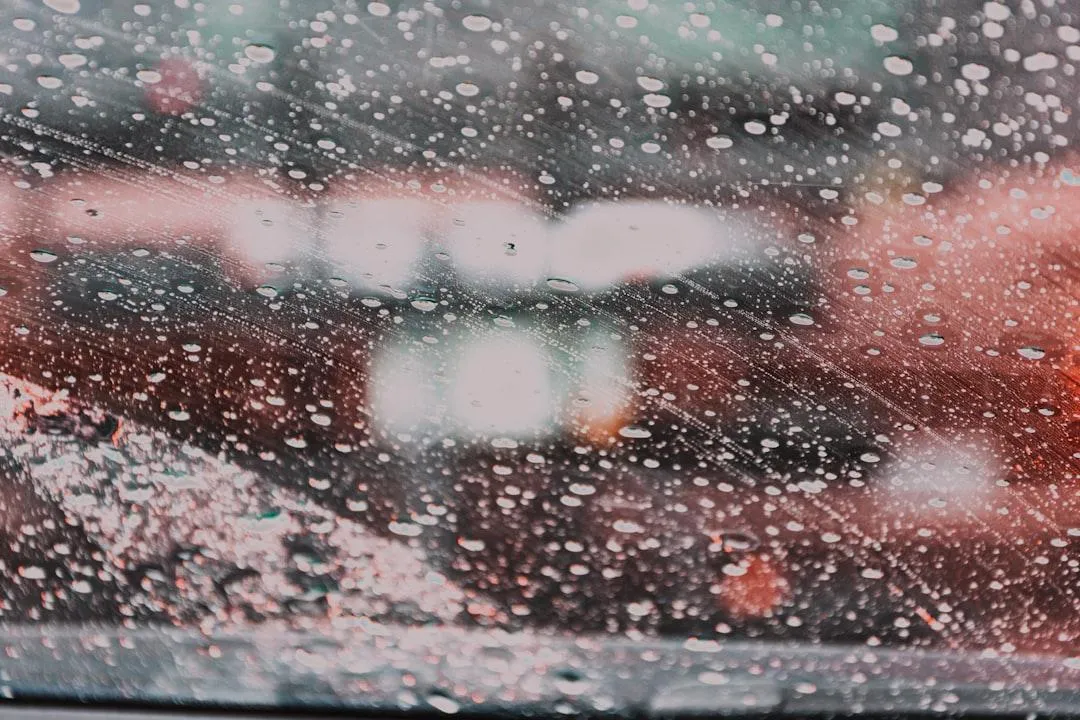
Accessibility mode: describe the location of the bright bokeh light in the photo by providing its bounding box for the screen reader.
[566,331,634,436]
[550,201,758,291]
[227,198,309,267]
[369,341,442,436]
[440,201,549,289]
[322,198,428,292]
[451,333,554,435]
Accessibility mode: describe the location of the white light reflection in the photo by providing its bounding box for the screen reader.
[566,331,634,433]
[879,434,1005,519]
[551,201,759,292]
[368,340,443,436]
[227,198,310,267]
[323,198,428,292]
[370,330,557,439]
[451,333,554,435]
[441,201,549,289]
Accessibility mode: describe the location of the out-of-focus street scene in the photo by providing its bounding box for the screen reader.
[0,0,1077,686]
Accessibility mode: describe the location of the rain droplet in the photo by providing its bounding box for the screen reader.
[43,0,80,14]
[546,278,579,292]
[890,257,918,269]
[255,285,279,298]
[455,81,479,97]
[244,44,275,64]
[870,24,899,42]
[706,135,733,149]
[168,409,190,421]
[411,297,438,312]
[788,312,814,326]
[30,250,58,263]
[883,56,914,76]
[1018,346,1046,360]
[618,425,652,439]
[18,566,46,580]
[876,121,902,137]
[961,63,991,81]
[919,333,945,347]
[643,93,672,109]
[1023,52,1058,72]
[427,694,461,714]
[59,53,87,69]
[461,14,493,32]
[37,76,63,89]
[97,290,119,301]
[575,70,599,85]
[637,76,664,92]
[744,120,767,135]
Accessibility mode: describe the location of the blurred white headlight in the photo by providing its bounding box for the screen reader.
[370,330,556,440]
[227,198,311,267]
[551,201,760,292]
[369,340,444,436]
[323,198,428,292]
[451,333,554,435]
[441,201,549,289]
[563,330,633,427]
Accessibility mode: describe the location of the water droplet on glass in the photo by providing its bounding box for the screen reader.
[244,44,275,63]
[706,135,734,149]
[1018,346,1046,360]
[788,313,814,326]
[744,120,767,135]
[461,14,493,32]
[30,250,58,263]
[426,693,461,714]
[870,24,899,42]
[43,0,80,14]
[255,285,279,298]
[637,76,663,92]
[367,1,391,16]
[546,278,579,292]
[643,93,672,109]
[575,70,599,85]
[618,425,652,439]
[455,81,479,97]
[883,56,914,76]
[919,333,945,347]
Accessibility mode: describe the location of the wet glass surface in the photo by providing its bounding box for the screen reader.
[0,0,1078,712]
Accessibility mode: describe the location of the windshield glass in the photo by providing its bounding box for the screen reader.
[0,0,1078,714]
